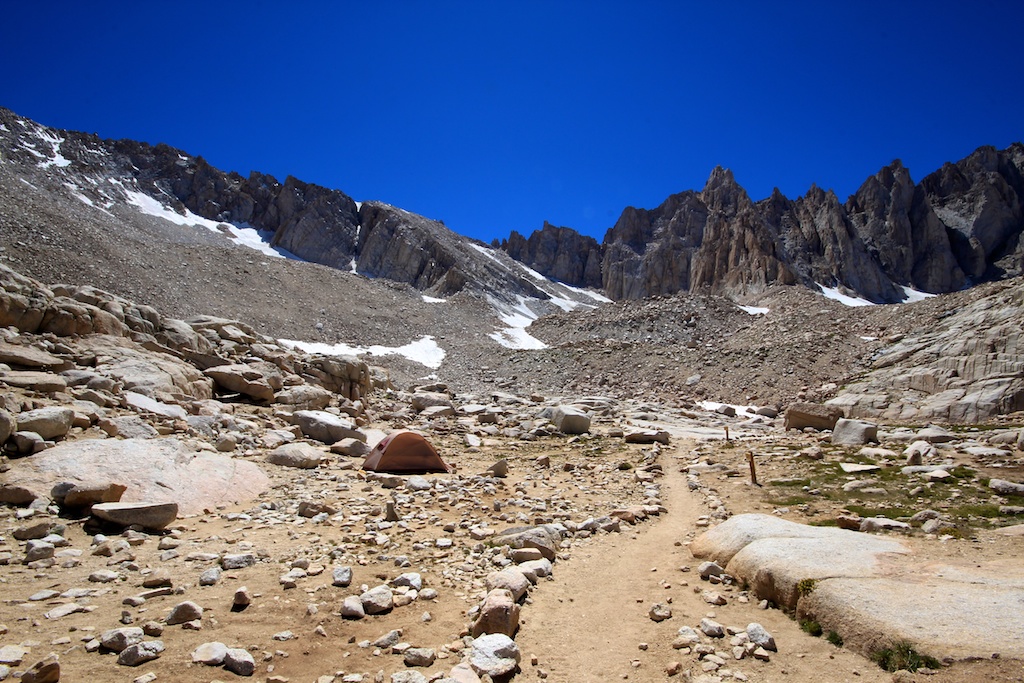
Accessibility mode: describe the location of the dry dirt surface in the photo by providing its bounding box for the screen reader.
[3,405,1024,683]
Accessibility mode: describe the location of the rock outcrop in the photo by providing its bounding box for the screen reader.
[502,147,1024,303]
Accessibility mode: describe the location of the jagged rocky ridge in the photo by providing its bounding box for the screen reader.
[0,107,594,316]
[502,148,1024,302]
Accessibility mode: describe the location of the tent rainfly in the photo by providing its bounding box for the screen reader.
[362,430,450,473]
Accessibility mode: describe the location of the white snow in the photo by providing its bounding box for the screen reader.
[280,335,446,369]
[18,178,37,190]
[900,285,936,303]
[36,130,72,169]
[818,285,875,307]
[487,295,550,350]
[737,305,769,315]
[0,123,8,132]
[860,336,878,341]
[422,295,447,303]
[561,283,613,304]
[123,188,300,260]
[469,243,501,263]
[699,400,758,417]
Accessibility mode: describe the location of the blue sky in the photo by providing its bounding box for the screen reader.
[3,1,1021,243]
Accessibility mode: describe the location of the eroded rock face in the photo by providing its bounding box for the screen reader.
[502,145,1024,304]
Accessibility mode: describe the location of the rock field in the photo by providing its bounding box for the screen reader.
[1,263,1024,683]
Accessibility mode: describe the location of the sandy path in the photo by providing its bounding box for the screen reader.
[514,443,891,683]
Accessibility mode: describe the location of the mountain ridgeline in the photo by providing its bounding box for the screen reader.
[501,147,1024,302]
[2,106,1022,305]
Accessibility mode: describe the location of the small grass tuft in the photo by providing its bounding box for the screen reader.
[800,619,823,637]
[797,578,817,596]
[826,630,844,647]
[871,641,941,672]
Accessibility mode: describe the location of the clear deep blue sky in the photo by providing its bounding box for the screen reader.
[3,1,1022,242]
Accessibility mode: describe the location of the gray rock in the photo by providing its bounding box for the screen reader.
[23,539,55,563]
[123,391,187,419]
[471,588,520,638]
[485,567,531,602]
[166,600,203,625]
[649,603,673,621]
[746,623,777,651]
[391,672,428,683]
[1,437,268,515]
[360,585,394,614]
[468,633,521,678]
[92,501,178,530]
[100,627,145,652]
[223,647,255,676]
[990,478,1024,496]
[332,565,353,587]
[783,403,842,431]
[199,566,222,585]
[191,641,228,665]
[266,442,324,469]
[830,418,878,445]
[15,407,74,440]
[698,561,725,580]
[330,437,370,457]
[0,408,16,444]
[550,405,591,434]
[275,384,332,410]
[205,363,278,402]
[117,640,164,666]
[404,647,436,667]
[18,657,60,683]
[372,629,403,648]
[391,572,423,590]
[233,586,252,608]
[294,410,364,444]
[341,595,365,619]
[221,553,257,570]
[699,618,725,638]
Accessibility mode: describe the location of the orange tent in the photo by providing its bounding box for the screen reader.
[362,430,450,473]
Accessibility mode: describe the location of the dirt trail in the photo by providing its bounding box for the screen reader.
[514,442,892,683]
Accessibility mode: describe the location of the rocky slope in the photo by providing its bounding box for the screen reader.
[0,107,599,318]
[500,147,1024,303]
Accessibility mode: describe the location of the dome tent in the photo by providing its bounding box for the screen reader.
[362,430,449,473]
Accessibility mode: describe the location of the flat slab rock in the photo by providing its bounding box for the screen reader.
[692,513,1024,661]
[92,501,179,530]
[3,437,269,515]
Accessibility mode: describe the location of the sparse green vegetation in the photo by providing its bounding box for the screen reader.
[827,630,844,647]
[800,619,823,636]
[797,578,817,596]
[871,641,941,672]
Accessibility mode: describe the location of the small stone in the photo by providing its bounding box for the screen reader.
[199,567,222,586]
[165,600,203,625]
[224,647,256,676]
[403,647,436,667]
[89,569,120,583]
[746,623,776,652]
[233,586,253,608]
[700,618,725,638]
[118,640,165,666]
[192,643,230,667]
[332,566,353,587]
[648,603,672,622]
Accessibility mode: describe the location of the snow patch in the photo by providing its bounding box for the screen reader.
[818,285,875,307]
[0,123,8,132]
[469,243,501,263]
[737,305,769,315]
[487,295,549,350]
[281,335,446,369]
[900,285,936,303]
[36,130,72,169]
[18,178,38,190]
[699,401,758,417]
[422,295,447,303]
[860,336,878,341]
[123,188,301,260]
